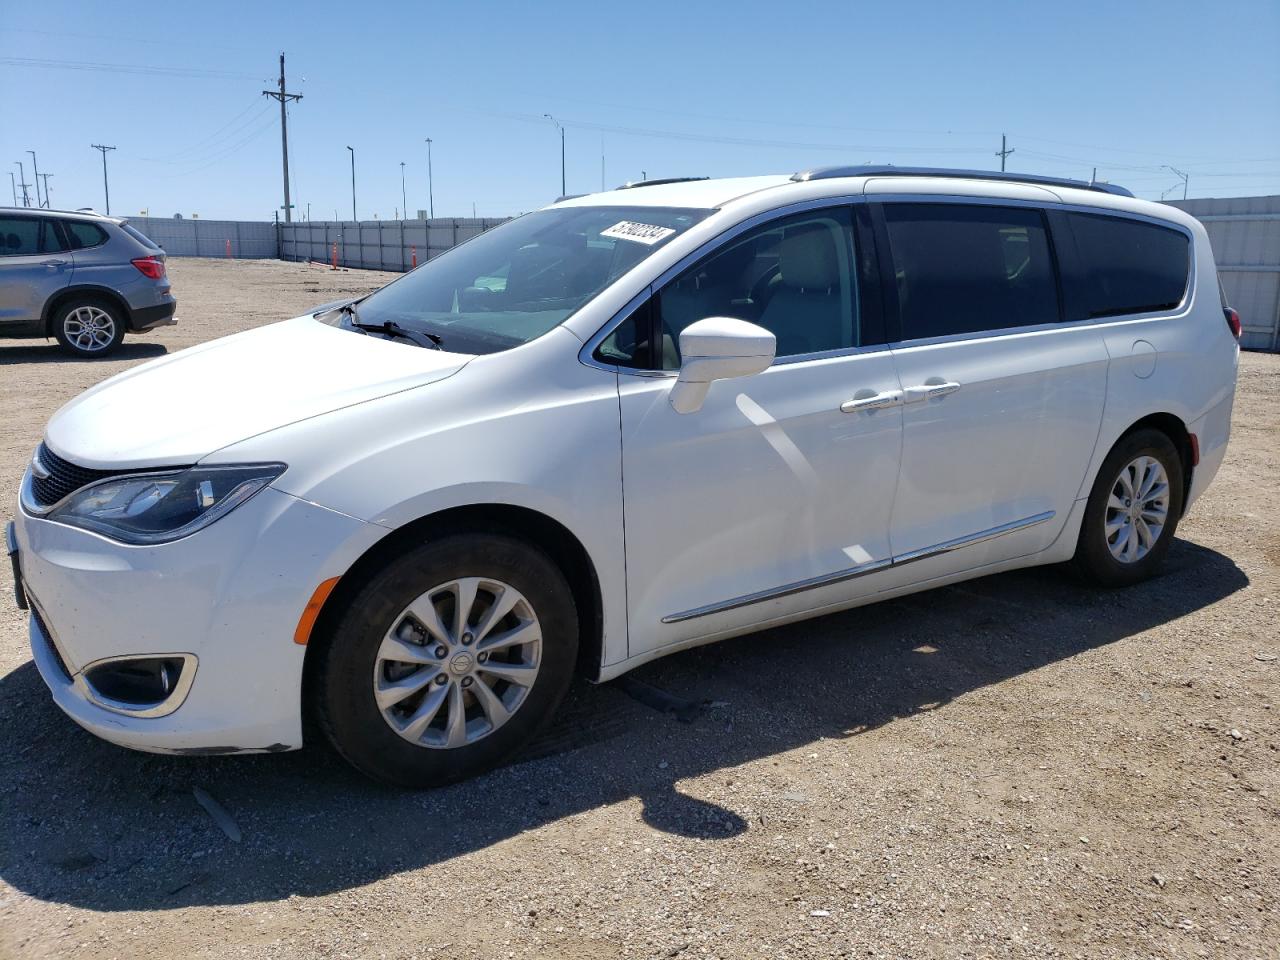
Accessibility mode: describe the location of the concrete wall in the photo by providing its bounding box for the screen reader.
[280,218,509,272]
[128,217,279,259]
[1167,195,1280,351]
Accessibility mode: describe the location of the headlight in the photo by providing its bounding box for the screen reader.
[48,464,286,545]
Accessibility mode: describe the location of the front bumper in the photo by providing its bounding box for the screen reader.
[12,486,385,755]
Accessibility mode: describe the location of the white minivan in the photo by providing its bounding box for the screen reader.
[8,167,1240,786]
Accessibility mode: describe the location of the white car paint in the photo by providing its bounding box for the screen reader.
[11,170,1238,756]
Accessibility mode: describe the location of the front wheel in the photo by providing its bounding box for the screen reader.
[52,298,126,357]
[315,533,579,787]
[1072,428,1185,587]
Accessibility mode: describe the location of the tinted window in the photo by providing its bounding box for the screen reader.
[337,205,709,355]
[883,203,1059,340]
[0,216,42,256]
[122,223,160,249]
[595,297,655,369]
[654,209,857,369]
[1067,213,1189,318]
[63,221,109,250]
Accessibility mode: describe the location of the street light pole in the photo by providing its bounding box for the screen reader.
[346,146,357,221]
[27,150,42,207]
[400,161,407,220]
[424,138,434,219]
[543,114,565,196]
[8,171,16,206]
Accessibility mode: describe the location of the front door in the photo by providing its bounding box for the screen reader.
[614,205,905,655]
[0,215,71,331]
[874,201,1108,581]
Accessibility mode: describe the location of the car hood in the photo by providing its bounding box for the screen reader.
[44,315,472,469]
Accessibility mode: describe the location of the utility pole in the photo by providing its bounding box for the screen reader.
[38,173,52,208]
[1164,165,1189,200]
[262,53,302,223]
[996,134,1014,172]
[424,138,434,219]
[543,114,565,196]
[346,145,356,220]
[91,144,116,214]
[14,162,29,207]
[27,150,42,207]
[400,161,407,220]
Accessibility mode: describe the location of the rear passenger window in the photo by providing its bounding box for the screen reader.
[1067,213,1189,318]
[64,221,108,250]
[883,204,1060,340]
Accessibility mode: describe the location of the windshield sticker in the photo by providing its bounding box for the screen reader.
[600,220,677,245]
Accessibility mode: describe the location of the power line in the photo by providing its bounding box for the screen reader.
[0,56,261,81]
[138,99,268,162]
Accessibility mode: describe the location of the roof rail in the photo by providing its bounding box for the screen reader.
[791,165,1134,198]
[616,176,709,190]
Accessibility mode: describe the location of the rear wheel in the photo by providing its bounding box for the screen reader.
[1072,428,1184,587]
[315,533,578,787]
[52,298,126,357]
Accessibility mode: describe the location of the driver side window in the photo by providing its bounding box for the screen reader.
[657,209,857,369]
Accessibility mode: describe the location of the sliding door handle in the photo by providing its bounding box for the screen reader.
[903,380,961,403]
[840,389,903,413]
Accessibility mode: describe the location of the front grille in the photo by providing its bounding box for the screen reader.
[30,442,124,508]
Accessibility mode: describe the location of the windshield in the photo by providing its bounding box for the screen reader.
[321,205,710,354]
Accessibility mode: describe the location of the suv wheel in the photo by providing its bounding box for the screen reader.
[315,533,579,787]
[1072,428,1185,587]
[52,298,126,357]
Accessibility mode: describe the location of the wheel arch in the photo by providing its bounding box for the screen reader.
[43,285,132,336]
[1115,412,1195,515]
[301,503,606,730]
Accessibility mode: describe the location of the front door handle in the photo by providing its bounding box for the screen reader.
[903,380,961,403]
[840,389,904,413]
[41,258,68,268]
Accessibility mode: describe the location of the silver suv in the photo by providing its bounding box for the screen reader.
[0,208,176,357]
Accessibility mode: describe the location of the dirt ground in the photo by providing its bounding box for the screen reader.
[0,258,1276,960]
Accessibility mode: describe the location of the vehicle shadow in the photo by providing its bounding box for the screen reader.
[0,342,168,365]
[0,538,1246,911]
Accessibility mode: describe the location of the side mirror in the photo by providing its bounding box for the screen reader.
[669,317,776,414]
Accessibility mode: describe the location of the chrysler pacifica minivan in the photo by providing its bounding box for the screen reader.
[8,167,1239,786]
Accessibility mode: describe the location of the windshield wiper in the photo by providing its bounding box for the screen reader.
[337,303,443,350]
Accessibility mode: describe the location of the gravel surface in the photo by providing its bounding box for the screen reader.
[1,258,1276,960]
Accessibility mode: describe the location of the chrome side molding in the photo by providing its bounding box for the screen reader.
[662,510,1055,624]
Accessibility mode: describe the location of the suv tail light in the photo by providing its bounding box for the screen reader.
[131,256,166,280]
[1224,307,1242,340]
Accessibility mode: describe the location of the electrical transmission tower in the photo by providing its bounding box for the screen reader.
[263,53,303,223]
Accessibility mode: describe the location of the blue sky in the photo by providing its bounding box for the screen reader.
[3,0,1278,220]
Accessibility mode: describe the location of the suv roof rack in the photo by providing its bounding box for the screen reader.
[791,165,1134,198]
[616,176,709,190]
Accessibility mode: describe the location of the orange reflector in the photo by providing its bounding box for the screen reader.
[294,577,340,645]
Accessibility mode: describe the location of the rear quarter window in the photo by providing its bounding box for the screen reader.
[63,221,109,250]
[1067,213,1189,318]
[122,223,161,250]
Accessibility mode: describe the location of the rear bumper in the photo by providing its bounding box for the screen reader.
[129,300,177,331]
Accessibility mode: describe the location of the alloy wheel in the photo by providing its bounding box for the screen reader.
[63,305,117,353]
[372,577,542,749]
[1105,455,1170,564]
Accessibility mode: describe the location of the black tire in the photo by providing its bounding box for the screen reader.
[315,533,579,788]
[51,297,126,358]
[1072,427,1185,587]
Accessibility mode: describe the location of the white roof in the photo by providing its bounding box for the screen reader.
[553,175,794,210]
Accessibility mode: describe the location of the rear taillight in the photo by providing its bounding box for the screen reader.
[1223,307,1241,340]
[131,256,166,280]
